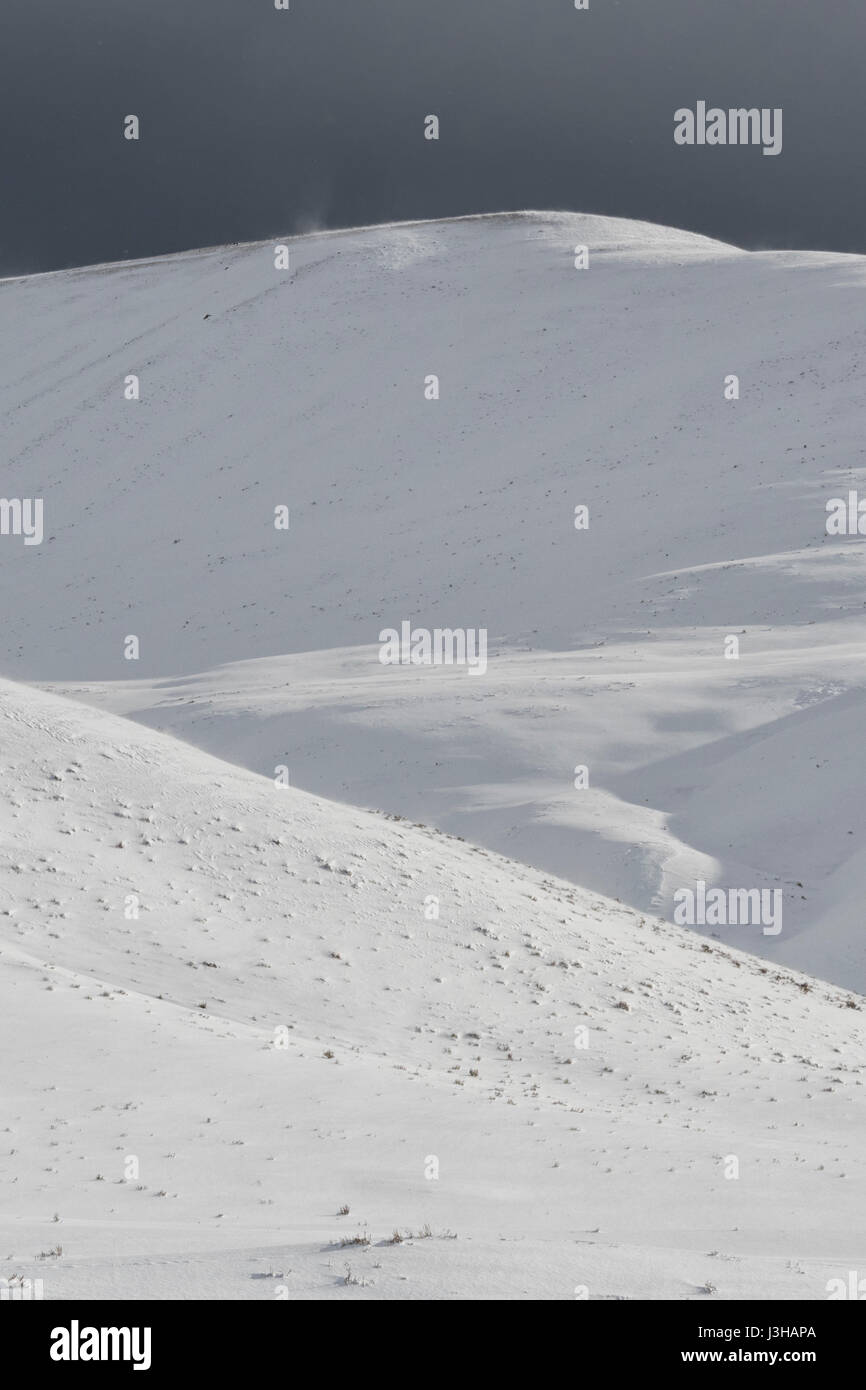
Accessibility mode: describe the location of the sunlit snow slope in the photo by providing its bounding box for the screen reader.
[1,679,865,1300]
[3,211,866,988]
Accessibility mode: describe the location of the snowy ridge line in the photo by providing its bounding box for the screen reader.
[3,200,866,1294]
[0,208,742,285]
[3,208,866,989]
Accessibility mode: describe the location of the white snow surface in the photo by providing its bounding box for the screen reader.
[3,211,866,1297]
[1,677,865,1300]
[3,211,865,985]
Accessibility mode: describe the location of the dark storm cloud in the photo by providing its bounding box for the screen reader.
[2,0,864,276]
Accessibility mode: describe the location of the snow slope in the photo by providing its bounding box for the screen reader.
[1,678,865,1300]
[3,211,865,986]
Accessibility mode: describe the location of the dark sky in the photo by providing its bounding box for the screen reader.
[2,0,864,277]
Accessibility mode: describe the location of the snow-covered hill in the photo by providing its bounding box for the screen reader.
[2,678,864,1300]
[4,211,865,987]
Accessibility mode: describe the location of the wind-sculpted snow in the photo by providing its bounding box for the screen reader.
[3,212,866,1298]
[6,211,864,986]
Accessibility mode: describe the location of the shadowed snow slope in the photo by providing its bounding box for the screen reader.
[4,211,865,987]
[1,679,865,1299]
